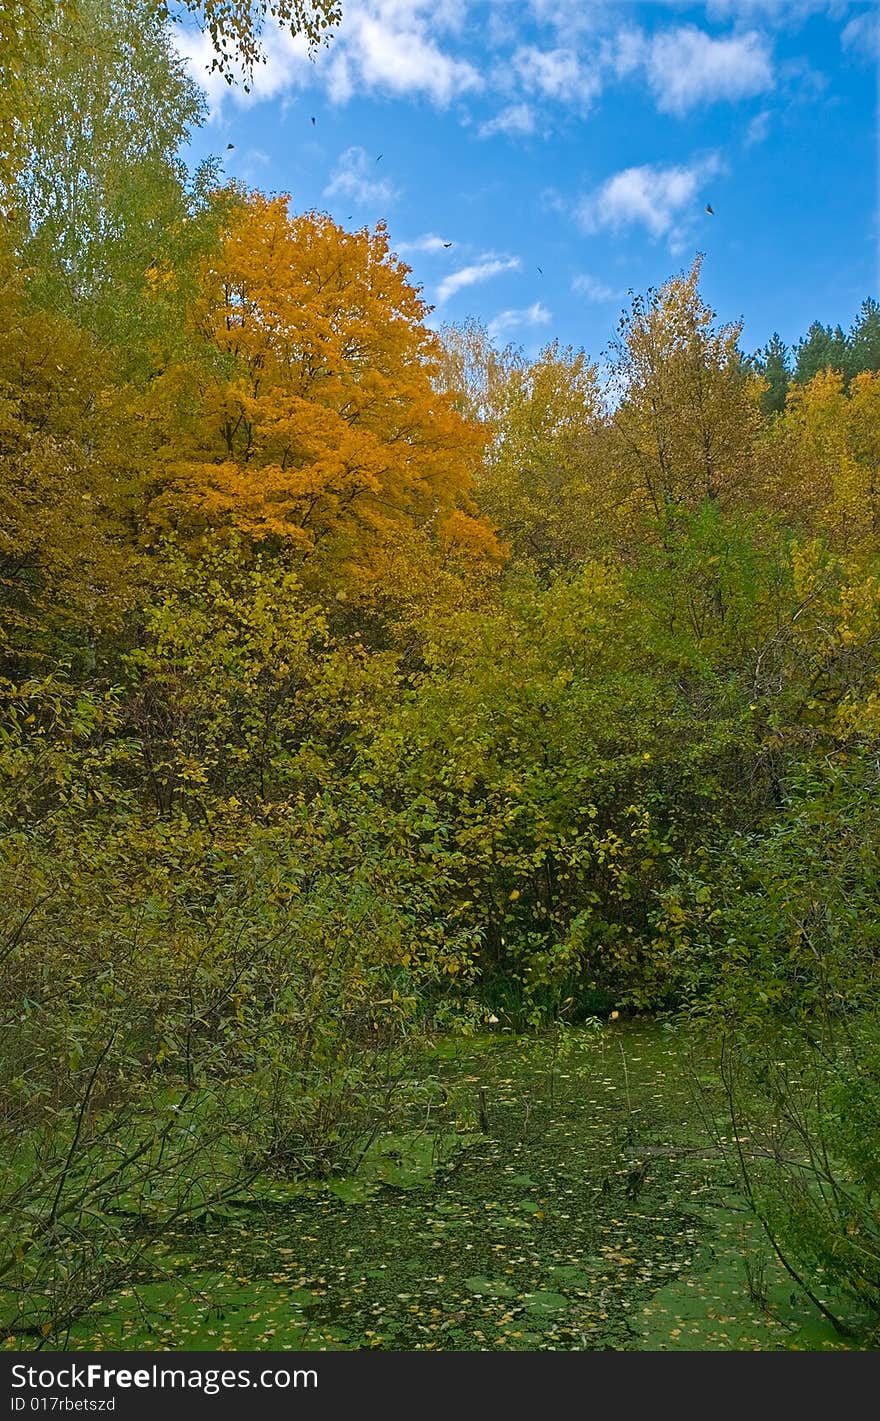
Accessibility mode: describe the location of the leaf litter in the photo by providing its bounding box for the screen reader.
[64,1021,863,1352]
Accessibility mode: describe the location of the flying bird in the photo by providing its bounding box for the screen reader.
[443,241,453,248]
[311,116,316,126]
[705,203,715,215]
[226,143,235,150]
[375,154,383,162]
[537,266,543,274]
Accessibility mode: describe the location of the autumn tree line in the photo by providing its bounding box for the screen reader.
[1,0,879,1343]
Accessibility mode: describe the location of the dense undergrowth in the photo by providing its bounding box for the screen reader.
[2,0,880,1348]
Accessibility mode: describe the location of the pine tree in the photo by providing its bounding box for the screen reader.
[756,332,790,415]
[849,298,880,378]
[794,321,849,384]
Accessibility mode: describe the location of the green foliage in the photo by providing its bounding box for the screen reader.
[3,0,880,1342]
[794,321,850,385]
[780,302,880,391]
[474,341,602,571]
[365,508,814,1017]
[8,0,216,355]
[752,332,790,416]
[60,1022,865,1352]
[666,761,880,1323]
[0,672,479,1340]
[849,298,880,378]
[125,540,399,813]
[0,262,143,672]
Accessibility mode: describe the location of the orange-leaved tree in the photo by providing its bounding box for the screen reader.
[146,191,497,582]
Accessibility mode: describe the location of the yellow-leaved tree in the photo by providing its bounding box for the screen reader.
[763,368,880,549]
[146,191,498,584]
[475,341,603,572]
[0,243,140,669]
[606,257,763,542]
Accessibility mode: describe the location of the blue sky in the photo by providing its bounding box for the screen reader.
[176,1,878,362]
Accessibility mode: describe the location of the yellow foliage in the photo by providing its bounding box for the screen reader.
[765,369,880,548]
[0,248,141,663]
[608,257,762,533]
[476,342,604,569]
[146,191,498,584]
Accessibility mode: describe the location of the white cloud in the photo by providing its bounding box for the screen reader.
[396,233,455,254]
[578,156,722,243]
[842,10,880,60]
[777,54,828,100]
[173,23,314,112]
[436,254,521,304]
[330,7,482,106]
[599,27,647,80]
[324,146,398,207]
[478,103,536,138]
[646,26,774,115]
[511,45,601,106]
[178,3,786,135]
[177,0,481,113]
[488,300,551,341]
[745,108,773,146]
[595,23,775,118]
[572,273,619,302]
[525,0,601,40]
[706,1,844,21]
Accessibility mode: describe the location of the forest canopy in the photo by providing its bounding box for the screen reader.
[1,0,879,1350]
